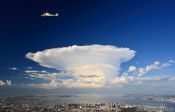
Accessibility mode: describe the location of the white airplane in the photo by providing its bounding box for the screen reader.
[41,11,59,17]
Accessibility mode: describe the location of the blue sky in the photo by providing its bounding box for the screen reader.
[1,0,175,95]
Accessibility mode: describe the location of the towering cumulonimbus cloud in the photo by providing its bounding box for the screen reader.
[26,45,136,88]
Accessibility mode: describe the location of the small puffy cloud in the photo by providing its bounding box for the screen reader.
[112,76,133,85]
[126,61,174,77]
[9,67,18,71]
[0,80,6,86]
[144,61,160,72]
[26,45,136,88]
[0,80,12,86]
[137,61,174,76]
[128,66,137,73]
[50,79,58,88]
[123,60,174,77]
[6,80,12,86]
[138,68,146,77]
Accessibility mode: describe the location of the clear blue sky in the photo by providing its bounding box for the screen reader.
[1,0,175,95]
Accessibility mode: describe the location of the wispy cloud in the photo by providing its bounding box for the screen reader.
[8,67,18,71]
[25,70,67,81]
[25,70,71,89]
[26,79,58,89]
[127,60,175,76]
[112,75,175,86]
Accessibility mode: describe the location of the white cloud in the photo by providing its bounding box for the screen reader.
[169,60,175,63]
[126,61,174,77]
[112,76,173,86]
[112,76,133,85]
[50,79,58,88]
[6,80,12,86]
[161,63,171,68]
[25,70,40,73]
[25,45,175,89]
[9,67,18,71]
[0,80,6,86]
[112,59,175,86]
[25,70,68,80]
[0,80,12,86]
[26,45,136,88]
[137,61,175,76]
[128,66,137,73]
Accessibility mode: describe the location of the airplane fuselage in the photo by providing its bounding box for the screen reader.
[41,12,58,17]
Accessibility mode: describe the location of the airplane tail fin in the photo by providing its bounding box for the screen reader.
[55,13,59,16]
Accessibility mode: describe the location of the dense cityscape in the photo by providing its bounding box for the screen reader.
[0,95,170,112]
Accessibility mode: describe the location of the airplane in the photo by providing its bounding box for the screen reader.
[41,11,59,17]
